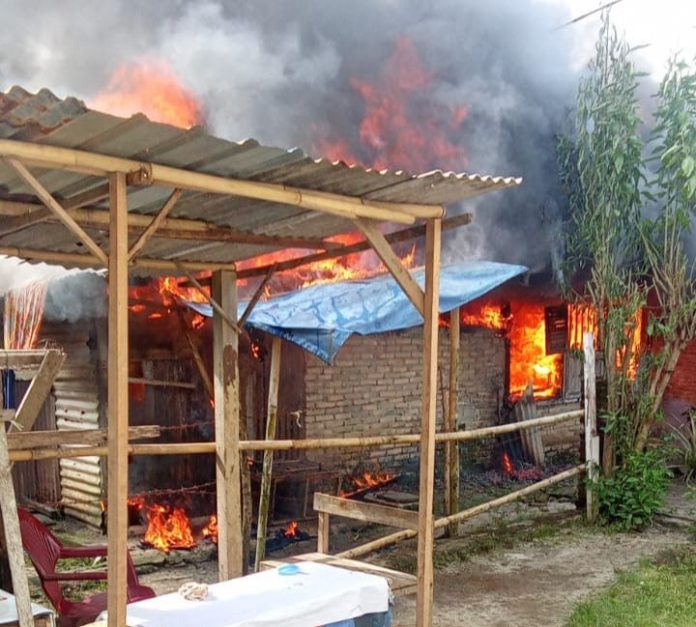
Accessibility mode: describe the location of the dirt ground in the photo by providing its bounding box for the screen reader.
[24,482,696,627]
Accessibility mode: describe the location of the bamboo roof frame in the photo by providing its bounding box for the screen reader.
[0,115,522,626]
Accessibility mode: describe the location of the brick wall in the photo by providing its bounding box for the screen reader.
[666,339,696,405]
[303,327,506,471]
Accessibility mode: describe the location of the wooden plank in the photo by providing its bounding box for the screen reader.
[236,213,472,280]
[583,332,598,522]
[354,218,424,316]
[317,511,330,554]
[212,270,243,580]
[127,188,183,261]
[8,425,160,450]
[253,336,282,572]
[127,377,195,389]
[5,159,108,266]
[0,429,33,626]
[313,493,419,530]
[0,351,47,369]
[444,307,460,537]
[416,218,441,627]
[106,171,129,627]
[11,350,65,434]
[260,552,417,597]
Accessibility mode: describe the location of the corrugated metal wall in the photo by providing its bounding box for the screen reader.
[41,321,104,527]
[11,380,61,505]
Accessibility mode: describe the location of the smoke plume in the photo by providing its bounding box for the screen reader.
[0,0,583,275]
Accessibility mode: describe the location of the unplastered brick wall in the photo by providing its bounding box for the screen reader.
[304,327,505,472]
[666,339,696,405]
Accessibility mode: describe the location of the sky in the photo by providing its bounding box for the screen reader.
[549,0,696,75]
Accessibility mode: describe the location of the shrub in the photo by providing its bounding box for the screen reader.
[595,449,671,531]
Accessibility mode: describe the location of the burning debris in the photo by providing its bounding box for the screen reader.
[340,470,397,499]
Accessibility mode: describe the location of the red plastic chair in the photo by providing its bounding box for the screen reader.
[18,508,155,627]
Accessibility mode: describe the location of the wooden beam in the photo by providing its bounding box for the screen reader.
[0,200,339,252]
[583,332,599,522]
[127,377,196,389]
[7,425,160,450]
[416,218,441,627]
[4,159,108,266]
[444,307,460,537]
[106,171,129,627]
[0,350,48,369]
[0,246,237,273]
[0,139,445,224]
[254,336,282,571]
[11,349,65,434]
[313,493,419,530]
[128,188,183,261]
[0,429,33,627]
[237,213,473,280]
[212,270,243,579]
[354,218,425,316]
[317,511,330,554]
[176,308,214,399]
[239,266,276,328]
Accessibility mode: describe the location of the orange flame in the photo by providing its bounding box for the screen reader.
[340,470,395,498]
[501,452,514,476]
[143,504,197,553]
[201,514,218,544]
[91,59,203,128]
[283,521,299,539]
[311,37,467,172]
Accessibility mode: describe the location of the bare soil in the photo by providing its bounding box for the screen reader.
[24,483,696,627]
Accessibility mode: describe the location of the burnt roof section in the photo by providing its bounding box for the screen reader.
[0,87,522,275]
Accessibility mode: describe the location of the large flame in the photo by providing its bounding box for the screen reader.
[91,59,203,128]
[201,514,218,544]
[311,37,467,172]
[143,504,197,553]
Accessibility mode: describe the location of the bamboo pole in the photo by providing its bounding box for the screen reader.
[0,245,237,273]
[0,139,444,224]
[416,218,441,627]
[254,336,282,571]
[444,307,460,537]
[106,171,129,627]
[212,270,243,580]
[583,332,599,522]
[239,266,276,328]
[176,308,215,399]
[6,410,584,461]
[338,465,584,560]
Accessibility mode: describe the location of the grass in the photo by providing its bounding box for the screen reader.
[567,547,696,627]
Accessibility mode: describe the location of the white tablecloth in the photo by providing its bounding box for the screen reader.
[0,589,54,626]
[119,561,389,627]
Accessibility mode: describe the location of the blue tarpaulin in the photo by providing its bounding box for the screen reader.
[187,260,527,363]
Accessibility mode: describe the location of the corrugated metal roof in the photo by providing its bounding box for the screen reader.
[0,87,522,274]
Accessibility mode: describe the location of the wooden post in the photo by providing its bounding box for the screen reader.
[212,270,243,580]
[106,171,129,627]
[317,511,330,553]
[254,336,282,571]
[416,218,441,627]
[583,332,599,522]
[444,307,460,537]
[0,427,33,627]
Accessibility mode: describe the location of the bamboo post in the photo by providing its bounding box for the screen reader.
[253,336,282,571]
[0,427,33,627]
[212,270,244,579]
[583,332,599,522]
[444,307,460,537]
[416,218,441,627]
[106,171,129,627]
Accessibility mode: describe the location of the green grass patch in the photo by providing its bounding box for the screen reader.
[567,546,696,627]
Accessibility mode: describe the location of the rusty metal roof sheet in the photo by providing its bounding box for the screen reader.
[0,87,522,274]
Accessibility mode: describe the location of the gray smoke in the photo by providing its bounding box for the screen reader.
[0,0,582,274]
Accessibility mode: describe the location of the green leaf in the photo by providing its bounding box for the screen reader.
[681,156,695,178]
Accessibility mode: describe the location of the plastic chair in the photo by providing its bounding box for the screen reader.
[18,508,155,627]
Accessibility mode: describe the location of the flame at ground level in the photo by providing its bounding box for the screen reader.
[340,470,395,498]
[143,504,197,553]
